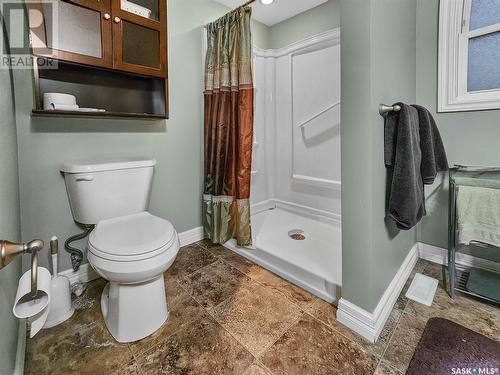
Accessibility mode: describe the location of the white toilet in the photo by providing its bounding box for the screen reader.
[60,158,180,343]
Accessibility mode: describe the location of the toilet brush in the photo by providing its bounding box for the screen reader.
[43,237,74,329]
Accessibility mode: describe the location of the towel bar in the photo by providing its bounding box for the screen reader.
[379,104,401,115]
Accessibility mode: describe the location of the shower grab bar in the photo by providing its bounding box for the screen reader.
[379,104,401,115]
[299,101,341,129]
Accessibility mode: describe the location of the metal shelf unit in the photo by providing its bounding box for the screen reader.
[448,165,500,305]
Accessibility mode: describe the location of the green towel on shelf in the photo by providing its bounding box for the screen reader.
[456,185,500,247]
[466,268,500,302]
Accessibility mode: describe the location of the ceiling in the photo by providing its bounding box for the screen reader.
[213,0,328,27]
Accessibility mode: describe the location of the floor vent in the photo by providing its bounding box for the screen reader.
[405,273,438,306]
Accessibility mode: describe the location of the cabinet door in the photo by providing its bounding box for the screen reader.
[29,0,113,68]
[111,0,167,77]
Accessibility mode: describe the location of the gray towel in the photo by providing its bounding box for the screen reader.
[411,105,449,184]
[385,103,425,230]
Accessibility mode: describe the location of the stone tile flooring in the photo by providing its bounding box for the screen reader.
[25,241,500,375]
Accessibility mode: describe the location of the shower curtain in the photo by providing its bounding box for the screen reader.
[203,7,254,246]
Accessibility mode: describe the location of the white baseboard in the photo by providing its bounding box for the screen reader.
[337,243,419,343]
[178,226,204,247]
[418,242,500,273]
[417,242,447,265]
[59,226,205,286]
[59,262,100,286]
[337,240,500,343]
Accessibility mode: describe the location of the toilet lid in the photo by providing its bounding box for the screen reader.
[89,212,176,258]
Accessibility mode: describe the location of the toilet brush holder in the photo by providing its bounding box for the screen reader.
[43,237,74,329]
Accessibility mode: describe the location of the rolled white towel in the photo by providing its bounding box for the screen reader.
[50,103,80,111]
[43,93,76,110]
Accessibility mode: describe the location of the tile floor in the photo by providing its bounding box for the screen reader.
[25,241,500,375]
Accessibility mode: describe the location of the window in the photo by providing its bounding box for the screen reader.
[439,0,500,112]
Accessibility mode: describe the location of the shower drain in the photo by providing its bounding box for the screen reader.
[288,229,306,241]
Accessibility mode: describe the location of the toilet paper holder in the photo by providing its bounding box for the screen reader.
[1,239,44,298]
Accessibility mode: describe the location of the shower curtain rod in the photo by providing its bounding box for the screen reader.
[205,0,255,28]
[236,0,256,9]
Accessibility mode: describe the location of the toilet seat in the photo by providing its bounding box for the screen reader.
[88,212,176,262]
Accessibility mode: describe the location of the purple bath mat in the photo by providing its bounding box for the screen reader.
[406,318,500,375]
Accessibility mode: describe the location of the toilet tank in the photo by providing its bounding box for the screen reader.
[61,159,157,225]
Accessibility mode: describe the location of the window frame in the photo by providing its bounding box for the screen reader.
[438,0,500,112]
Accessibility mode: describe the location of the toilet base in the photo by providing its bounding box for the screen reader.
[101,276,168,343]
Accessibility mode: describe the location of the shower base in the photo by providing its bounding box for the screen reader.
[224,200,342,303]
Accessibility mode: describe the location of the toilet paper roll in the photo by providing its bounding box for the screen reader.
[13,267,51,337]
[43,93,76,110]
[30,306,50,338]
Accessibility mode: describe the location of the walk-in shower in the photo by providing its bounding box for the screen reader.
[225,29,342,302]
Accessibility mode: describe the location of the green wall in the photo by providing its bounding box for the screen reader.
[0,12,22,375]
[268,0,340,49]
[341,0,417,312]
[415,0,500,249]
[12,0,269,273]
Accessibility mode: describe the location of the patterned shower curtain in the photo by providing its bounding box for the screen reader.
[203,7,254,246]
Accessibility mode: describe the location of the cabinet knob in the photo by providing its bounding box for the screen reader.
[103,13,111,20]
[114,16,121,23]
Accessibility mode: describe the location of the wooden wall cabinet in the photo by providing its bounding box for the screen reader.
[30,0,167,77]
[111,0,167,77]
[30,0,168,119]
